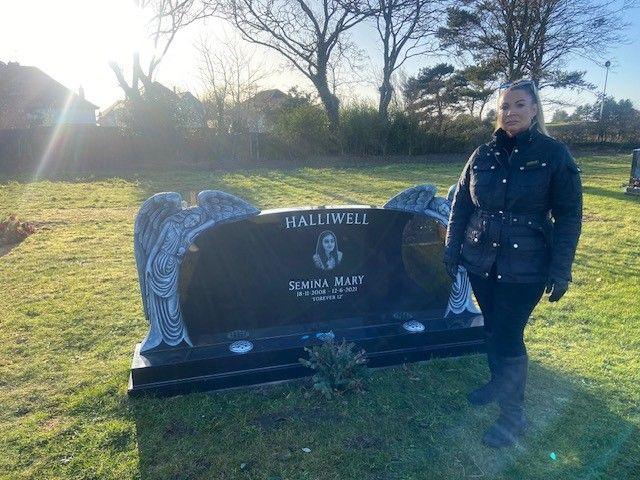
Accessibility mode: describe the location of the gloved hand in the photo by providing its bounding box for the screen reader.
[545,277,569,302]
[444,260,459,282]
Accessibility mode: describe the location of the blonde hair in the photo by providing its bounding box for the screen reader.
[496,79,549,137]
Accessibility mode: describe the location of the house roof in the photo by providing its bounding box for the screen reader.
[143,81,179,99]
[176,91,205,115]
[0,62,99,111]
[99,99,127,117]
[230,89,293,133]
[108,83,205,116]
[241,89,290,111]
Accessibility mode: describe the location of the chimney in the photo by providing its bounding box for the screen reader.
[79,86,85,99]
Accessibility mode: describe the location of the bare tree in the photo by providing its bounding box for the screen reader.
[389,68,409,112]
[438,0,638,89]
[372,0,439,122]
[109,0,207,101]
[196,33,269,131]
[326,38,369,101]
[208,0,373,128]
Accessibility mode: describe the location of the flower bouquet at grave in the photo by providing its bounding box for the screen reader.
[299,338,369,397]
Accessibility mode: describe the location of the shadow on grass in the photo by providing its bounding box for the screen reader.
[129,358,638,480]
[131,166,459,213]
[582,185,640,203]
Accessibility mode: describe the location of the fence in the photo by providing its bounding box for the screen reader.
[0,125,468,175]
[548,121,640,148]
[0,126,272,175]
[1,123,638,176]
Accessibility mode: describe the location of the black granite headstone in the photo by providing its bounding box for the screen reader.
[626,149,640,196]
[128,186,484,396]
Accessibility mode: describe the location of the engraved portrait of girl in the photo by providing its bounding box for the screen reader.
[313,230,342,270]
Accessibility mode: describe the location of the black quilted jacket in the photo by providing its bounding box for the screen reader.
[444,125,583,283]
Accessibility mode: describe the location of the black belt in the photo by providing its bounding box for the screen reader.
[476,209,549,226]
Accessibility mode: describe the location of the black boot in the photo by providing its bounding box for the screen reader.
[468,335,501,406]
[482,355,528,448]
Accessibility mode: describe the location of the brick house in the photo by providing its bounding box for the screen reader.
[99,84,205,130]
[0,61,98,128]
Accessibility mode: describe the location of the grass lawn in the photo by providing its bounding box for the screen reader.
[1,155,639,480]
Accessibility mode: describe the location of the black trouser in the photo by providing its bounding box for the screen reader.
[468,265,545,357]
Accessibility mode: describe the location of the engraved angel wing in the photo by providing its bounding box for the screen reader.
[427,196,451,222]
[134,192,182,323]
[134,190,260,352]
[384,184,453,225]
[197,190,260,222]
[383,184,437,216]
[447,184,457,202]
[186,190,260,242]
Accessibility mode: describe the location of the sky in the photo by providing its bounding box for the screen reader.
[1,0,639,116]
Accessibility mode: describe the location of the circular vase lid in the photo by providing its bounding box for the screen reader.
[402,320,425,333]
[229,340,254,354]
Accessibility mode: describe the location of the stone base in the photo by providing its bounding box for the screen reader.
[128,316,485,397]
[625,187,640,196]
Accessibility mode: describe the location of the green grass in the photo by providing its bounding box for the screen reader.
[1,155,639,479]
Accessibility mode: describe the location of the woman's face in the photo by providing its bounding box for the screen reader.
[498,88,538,136]
[322,234,335,253]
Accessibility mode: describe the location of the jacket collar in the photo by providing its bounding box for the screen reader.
[491,122,540,148]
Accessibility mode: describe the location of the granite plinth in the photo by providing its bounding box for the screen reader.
[128,315,484,396]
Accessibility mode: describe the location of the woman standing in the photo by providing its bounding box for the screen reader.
[444,79,582,448]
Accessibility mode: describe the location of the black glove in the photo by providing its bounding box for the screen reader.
[444,260,459,282]
[545,278,569,302]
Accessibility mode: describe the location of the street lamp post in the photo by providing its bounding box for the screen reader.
[598,60,611,142]
[599,60,611,121]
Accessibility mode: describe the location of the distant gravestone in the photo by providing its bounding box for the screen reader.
[128,185,484,396]
[626,149,640,196]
